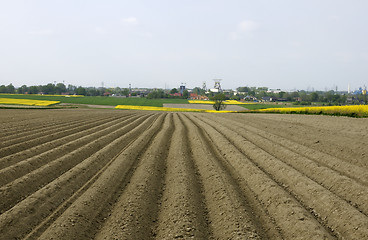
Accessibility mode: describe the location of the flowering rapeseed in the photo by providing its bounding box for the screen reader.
[0,98,60,106]
[256,105,368,117]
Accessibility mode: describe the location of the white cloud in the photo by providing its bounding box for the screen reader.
[230,20,259,40]
[121,17,139,26]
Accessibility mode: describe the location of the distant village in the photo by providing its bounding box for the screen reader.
[0,80,367,105]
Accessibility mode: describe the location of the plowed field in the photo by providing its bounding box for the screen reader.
[1,109,367,239]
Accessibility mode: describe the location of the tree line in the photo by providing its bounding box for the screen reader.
[1,83,366,104]
[0,83,131,96]
[234,87,367,105]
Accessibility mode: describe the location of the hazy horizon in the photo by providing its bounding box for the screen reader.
[1,0,367,92]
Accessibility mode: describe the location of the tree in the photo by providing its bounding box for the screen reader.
[7,84,15,93]
[121,88,130,96]
[0,85,7,93]
[278,91,286,98]
[237,86,249,93]
[55,83,67,94]
[28,86,39,94]
[18,85,29,94]
[210,93,227,111]
[76,86,86,95]
[147,89,167,99]
[170,88,178,94]
[310,92,319,102]
[182,90,189,99]
[192,87,202,95]
[67,84,77,94]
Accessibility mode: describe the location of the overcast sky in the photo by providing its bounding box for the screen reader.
[1,0,367,91]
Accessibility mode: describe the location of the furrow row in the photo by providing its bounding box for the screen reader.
[182,114,267,239]
[26,113,165,240]
[230,114,368,168]
[0,113,131,158]
[195,113,368,239]
[0,113,139,186]
[214,115,368,214]
[93,114,173,239]
[0,113,122,149]
[1,110,366,239]
[0,113,137,170]
[189,113,335,239]
[0,114,151,213]
[153,114,211,239]
[0,109,105,138]
[0,113,159,239]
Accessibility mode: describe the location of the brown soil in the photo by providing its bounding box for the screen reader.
[163,103,246,111]
[0,109,367,239]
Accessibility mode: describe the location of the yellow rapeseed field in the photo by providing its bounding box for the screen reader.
[0,98,60,106]
[115,105,237,113]
[257,105,368,117]
[0,94,83,97]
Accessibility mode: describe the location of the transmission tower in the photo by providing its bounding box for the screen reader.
[213,79,222,92]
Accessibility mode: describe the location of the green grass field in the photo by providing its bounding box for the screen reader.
[0,94,189,107]
[0,94,293,110]
[239,103,287,110]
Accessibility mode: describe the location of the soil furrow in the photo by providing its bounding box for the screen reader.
[0,112,137,170]
[184,114,284,240]
[182,114,263,239]
[0,114,124,149]
[25,113,164,240]
[190,113,335,239]
[0,110,80,137]
[154,114,211,239]
[0,113,138,185]
[212,115,368,215]
[195,113,368,239]
[0,114,150,213]
[229,114,368,168]
[0,114,125,158]
[0,113,158,239]
[1,109,367,239]
[94,114,174,240]
[0,117,83,144]
[222,115,368,184]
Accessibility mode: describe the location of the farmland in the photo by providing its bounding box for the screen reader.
[0,94,275,110]
[0,109,368,239]
[0,94,190,107]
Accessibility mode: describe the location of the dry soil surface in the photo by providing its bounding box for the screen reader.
[0,109,367,239]
[163,103,246,111]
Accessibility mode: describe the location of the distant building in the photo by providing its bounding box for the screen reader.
[170,93,182,97]
[261,96,273,102]
[267,89,282,94]
[179,84,186,94]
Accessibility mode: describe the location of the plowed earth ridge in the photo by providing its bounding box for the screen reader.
[0,109,367,240]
